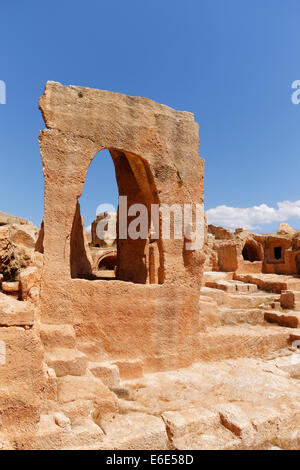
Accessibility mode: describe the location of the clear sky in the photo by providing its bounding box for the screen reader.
[0,0,299,233]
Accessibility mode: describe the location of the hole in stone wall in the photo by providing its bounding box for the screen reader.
[95,252,118,280]
[70,148,164,284]
[242,241,262,262]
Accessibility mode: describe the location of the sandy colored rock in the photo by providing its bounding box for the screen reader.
[99,413,168,450]
[39,324,76,350]
[89,362,120,389]
[57,375,118,412]
[45,348,88,377]
[9,223,38,249]
[1,281,19,294]
[277,223,296,236]
[0,211,28,226]
[0,293,34,326]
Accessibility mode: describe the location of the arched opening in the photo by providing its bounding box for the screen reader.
[98,254,117,271]
[242,240,262,262]
[70,148,164,284]
[93,251,118,280]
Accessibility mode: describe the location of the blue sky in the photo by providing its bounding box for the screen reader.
[0,0,299,232]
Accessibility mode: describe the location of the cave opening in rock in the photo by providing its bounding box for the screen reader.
[242,241,262,262]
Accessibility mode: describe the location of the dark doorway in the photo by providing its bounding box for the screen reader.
[273,246,282,260]
[98,254,117,271]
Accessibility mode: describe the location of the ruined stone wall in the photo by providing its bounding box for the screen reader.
[205,224,300,276]
[262,234,300,275]
[38,81,205,371]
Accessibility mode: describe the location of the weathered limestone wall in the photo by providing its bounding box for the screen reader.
[39,81,205,370]
[0,327,46,446]
[263,235,300,275]
[205,224,300,276]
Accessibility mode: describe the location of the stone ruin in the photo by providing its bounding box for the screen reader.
[89,212,117,278]
[205,223,300,275]
[0,82,299,450]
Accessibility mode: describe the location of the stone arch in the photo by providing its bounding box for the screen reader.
[70,148,164,284]
[39,82,204,367]
[96,250,117,271]
[242,240,262,262]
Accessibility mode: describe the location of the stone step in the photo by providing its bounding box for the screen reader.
[199,308,220,330]
[199,294,216,304]
[88,361,121,389]
[197,325,290,361]
[18,415,105,450]
[205,280,237,293]
[265,310,300,329]
[0,292,34,326]
[1,281,20,299]
[201,287,278,309]
[162,406,240,450]
[280,290,300,310]
[234,273,300,294]
[39,324,76,349]
[199,306,265,330]
[205,280,257,294]
[289,330,300,344]
[97,413,168,450]
[219,308,265,326]
[56,375,118,413]
[199,298,218,315]
[76,340,110,362]
[232,281,258,293]
[112,359,144,380]
[268,353,300,378]
[45,348,88,377]
[62,418,105,450]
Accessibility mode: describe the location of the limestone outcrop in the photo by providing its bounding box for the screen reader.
[0,218,39,281]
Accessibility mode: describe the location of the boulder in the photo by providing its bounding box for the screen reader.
[277,223,296,236]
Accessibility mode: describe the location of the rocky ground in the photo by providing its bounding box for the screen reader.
[0,212,300,449]
[121,355,300,450]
